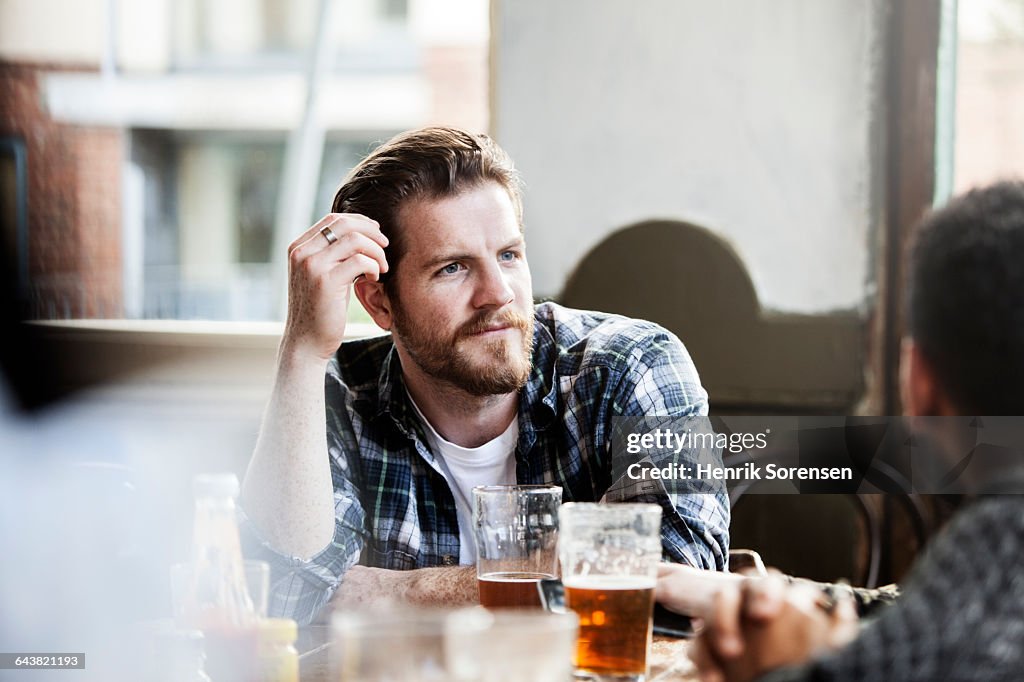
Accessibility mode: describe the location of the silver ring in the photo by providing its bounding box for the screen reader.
[321,226,339,245]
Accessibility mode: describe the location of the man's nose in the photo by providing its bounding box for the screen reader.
[472,262,514,308]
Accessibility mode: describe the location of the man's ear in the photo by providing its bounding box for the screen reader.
[354,278,393,331]
[900,338,949,416]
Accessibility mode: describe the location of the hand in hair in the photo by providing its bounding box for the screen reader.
[283,213,390,363]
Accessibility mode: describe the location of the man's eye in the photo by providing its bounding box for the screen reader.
[500,250,518,262]
[440,263,463,275]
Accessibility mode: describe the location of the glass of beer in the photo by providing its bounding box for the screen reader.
[332,608,459,681]
[559,503,662,681]
[473,484,561,608]
[445,608,579,682]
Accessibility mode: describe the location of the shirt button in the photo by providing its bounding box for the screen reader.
[441,555,457,566]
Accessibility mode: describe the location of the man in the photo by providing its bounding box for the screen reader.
[658,181,1024,682]
[240,127,729,625]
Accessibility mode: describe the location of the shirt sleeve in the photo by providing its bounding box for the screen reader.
[611,329,731,571]
[239,377,368,626]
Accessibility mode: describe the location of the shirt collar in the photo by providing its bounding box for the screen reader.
[374,345,420,440]
[520,315,559,432]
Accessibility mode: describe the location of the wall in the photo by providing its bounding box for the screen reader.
[0,63,124,318]
[0,0,105,65]
[493,0,886,313]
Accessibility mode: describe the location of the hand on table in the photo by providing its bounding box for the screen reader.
[655,551,768,619]
[689,577,858,682]
[656,563,744,618]
[282,214,389,363]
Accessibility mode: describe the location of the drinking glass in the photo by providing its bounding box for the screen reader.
[473,484,561,608]
[169,560,269,682]
[559,503,662,682]
[169,559,269,627]
[331,608,456,682]
[445,608,579,682]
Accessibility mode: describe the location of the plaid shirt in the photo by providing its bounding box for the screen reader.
[243,302,730,624]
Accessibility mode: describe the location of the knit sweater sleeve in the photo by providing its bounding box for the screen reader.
[766,496,1024,682]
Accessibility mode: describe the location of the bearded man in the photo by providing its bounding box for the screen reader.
[240,127,729,625]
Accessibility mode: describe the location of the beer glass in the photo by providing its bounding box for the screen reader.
[473,484,561,608]
[445,608,579,682]
[332,609,454,682]
[559,503,662,681]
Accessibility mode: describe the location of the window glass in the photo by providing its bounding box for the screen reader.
[130,133,389,321]
[10,0,489,322]
[954,0,1024,192]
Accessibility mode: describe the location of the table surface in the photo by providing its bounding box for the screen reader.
[297,625,697,681]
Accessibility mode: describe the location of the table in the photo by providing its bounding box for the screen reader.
[297,626,697,681]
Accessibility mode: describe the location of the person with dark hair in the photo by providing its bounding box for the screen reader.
[659,180,1024,682]
[239,127,730,625]
[904,180,1024,416]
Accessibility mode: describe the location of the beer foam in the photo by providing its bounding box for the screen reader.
[562,574,657,590]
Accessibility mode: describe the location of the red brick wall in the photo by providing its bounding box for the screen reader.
[0,61,124,318]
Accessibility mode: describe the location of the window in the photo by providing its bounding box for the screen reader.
[952,0,1024,192]
[174,0,416,72]
[8,0,489,322]
[130,131,385,321]
[0,137,28,300]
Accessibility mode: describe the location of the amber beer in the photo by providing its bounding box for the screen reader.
[478,571,555,608]
[559,503,662,681]
[564,575,656,676]
[473,485,561,610]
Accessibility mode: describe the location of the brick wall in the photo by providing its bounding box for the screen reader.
[0,61,124,319]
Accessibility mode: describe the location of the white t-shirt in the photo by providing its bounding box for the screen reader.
[407,394,518,564]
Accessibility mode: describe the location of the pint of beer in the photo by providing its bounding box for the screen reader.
[473,485,561,609]
[559,503,662,681]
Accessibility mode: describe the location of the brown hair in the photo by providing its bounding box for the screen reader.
[331,127,523,291]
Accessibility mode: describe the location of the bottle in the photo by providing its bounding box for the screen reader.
[185,473,261,682]
[187,473,257,629]
[257,618,299,682]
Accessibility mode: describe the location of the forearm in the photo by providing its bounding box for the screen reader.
[241,345,337,559]
[331,566,479,609]
[785,577,899,618]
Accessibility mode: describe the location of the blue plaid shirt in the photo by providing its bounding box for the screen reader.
[243,302,730,624]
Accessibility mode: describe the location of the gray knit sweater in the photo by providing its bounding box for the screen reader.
[762,495,1024,682]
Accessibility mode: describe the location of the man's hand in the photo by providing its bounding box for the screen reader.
[329,566,479,610]
[656,563,744,618]
[283,214,389,364]
[689,578,859,682]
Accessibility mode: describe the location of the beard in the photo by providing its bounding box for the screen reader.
[391,303,534,396]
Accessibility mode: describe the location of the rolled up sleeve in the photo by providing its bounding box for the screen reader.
[239,427,367,625]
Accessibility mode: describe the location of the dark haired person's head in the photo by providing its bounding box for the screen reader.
[903,180,1024,415]
[341,127,534,397]
[332,127,523,297]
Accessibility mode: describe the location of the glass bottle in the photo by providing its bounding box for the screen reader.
[184,473,261,682]
[186,473,258,629]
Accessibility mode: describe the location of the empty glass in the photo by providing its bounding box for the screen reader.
[473,484,561,609]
